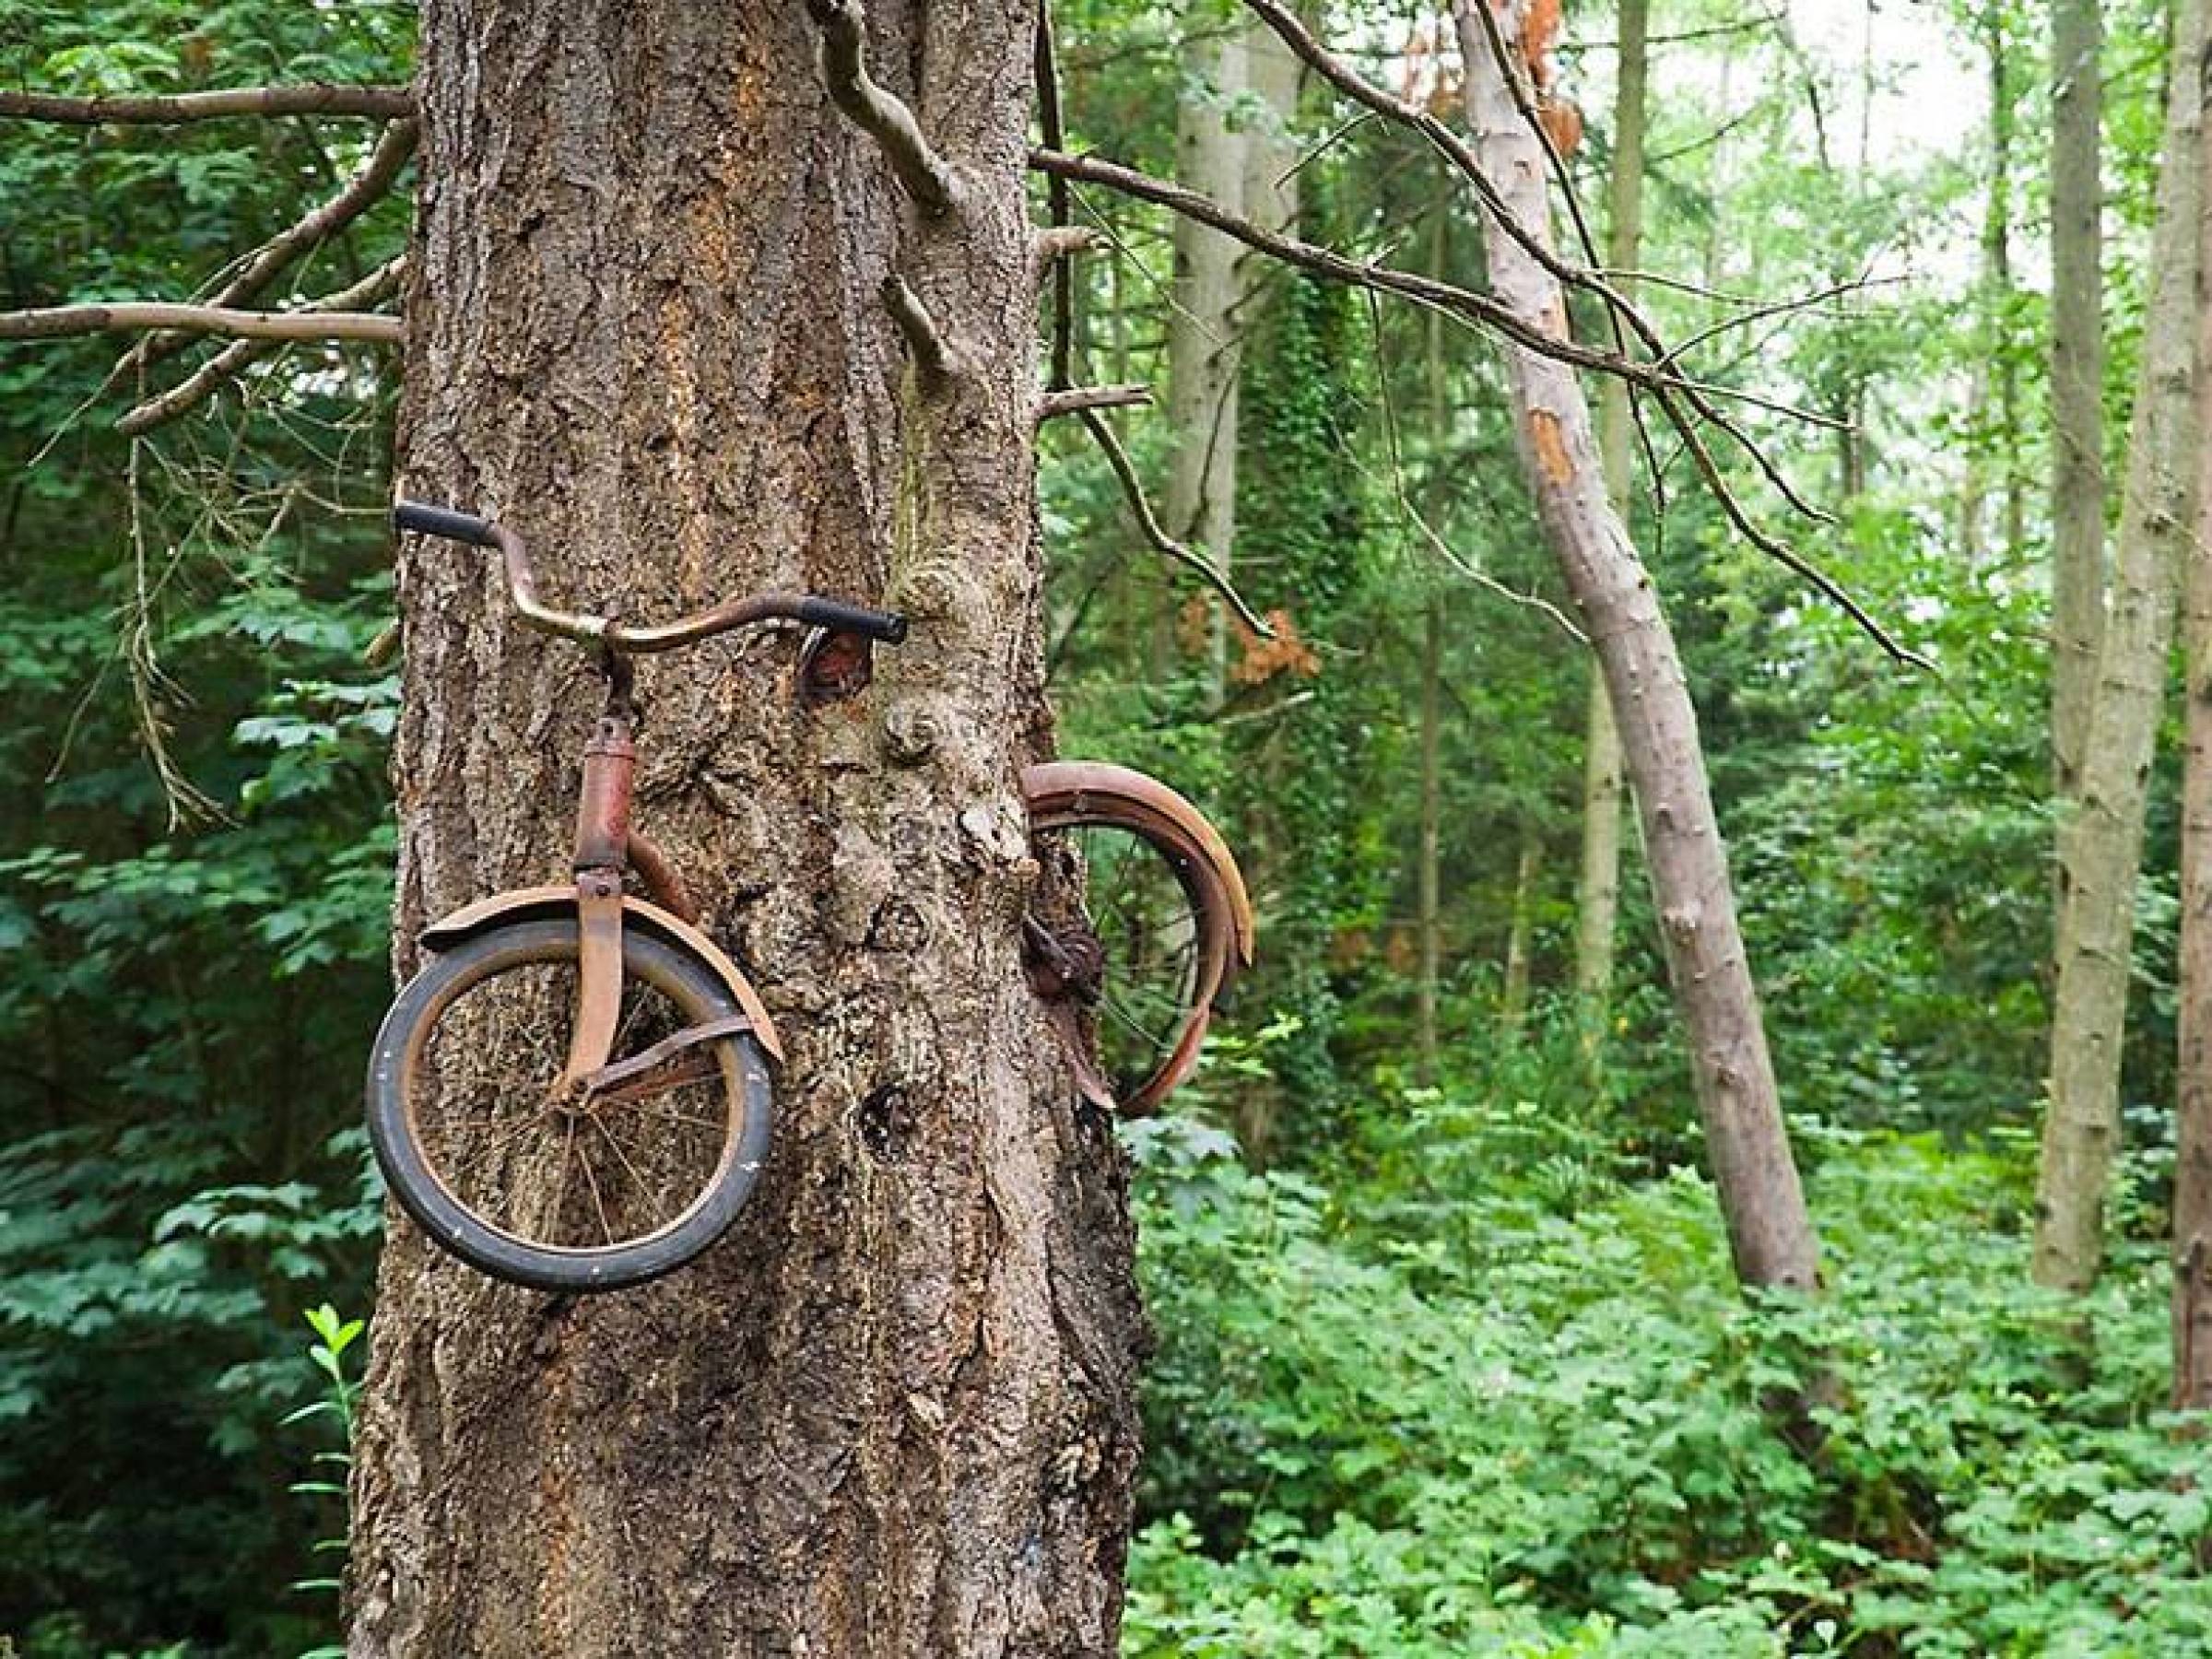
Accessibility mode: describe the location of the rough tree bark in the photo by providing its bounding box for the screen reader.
[1454,0,1820,1291]
[2035,0,2204,1293]
[347,4,1145,1653]
[2050,0,2107,800]
[1574,0,1644,1052]
[2174,6,2212,1410]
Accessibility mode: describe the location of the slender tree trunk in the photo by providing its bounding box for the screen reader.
[1454,0,1819,1291]
[1575,0,1644,1050]
[2174,9,2212,1410]
[1417,594,1443,1079]
[2051,0,2107,799]
[1166,8,1247,671]
[348,6,1145,1653]
[1500,828,1540,1030]
[2035,1,2205,1293]
[1961,5,2023,568]
[1415,203,1450,1084]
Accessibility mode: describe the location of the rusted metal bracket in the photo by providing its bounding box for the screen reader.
[795,626,877,706]
[560,869,626,1082]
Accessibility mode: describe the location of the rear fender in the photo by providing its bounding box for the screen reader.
[418,885,783,1063]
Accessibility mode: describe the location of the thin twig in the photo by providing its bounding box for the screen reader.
[1077,409,1276,638]
[0,84,413,123]
[117,257,407,435]
[1363,288,1588,645]
[1654,270,1896,371]
[806,0,961,214]
[0,302,400,344]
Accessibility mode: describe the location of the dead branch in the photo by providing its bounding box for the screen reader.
[0,301,401,345]
[1039,383,1151,420]
[0,84,413,123]
[806,0,961,214]
[117,257,407,435]
[132,119,417,375]
[1034,147,1712,403]
[1077,409,1275,638]
[880,274,953,379]
[1034,226,1100,265]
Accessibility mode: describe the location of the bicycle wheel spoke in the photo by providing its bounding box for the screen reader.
[578,1141,616,1245]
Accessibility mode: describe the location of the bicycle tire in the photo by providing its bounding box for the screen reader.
[1023,762,1253,1115]
[365,916,774,1292]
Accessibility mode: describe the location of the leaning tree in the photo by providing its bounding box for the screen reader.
[1,0,1926,1647]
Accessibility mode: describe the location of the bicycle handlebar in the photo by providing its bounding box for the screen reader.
[392,500,909,651]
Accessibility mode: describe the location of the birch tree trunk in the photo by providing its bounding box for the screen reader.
[1574,0,1645,1046]
[2050,0,2107,800]
[2173,6,2212,1409]
[2034,1,2205,1293]
[1453,0,1819,1291]
[347,5,1146,1653]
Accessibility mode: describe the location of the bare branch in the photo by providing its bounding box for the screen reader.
[1076,409,1276,638]
[880,273,953,380]
[1035,6,1077,391]
[806,0,961,215]
[0,84,413,124]
[1030,147,1772,411]
[0,301,401,345]
[116,257,407,435]
[1039,383,1151,421]
[1236,0,1844,509]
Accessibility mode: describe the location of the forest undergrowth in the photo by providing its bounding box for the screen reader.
[1124,1025,2211,1658]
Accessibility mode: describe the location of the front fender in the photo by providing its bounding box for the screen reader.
[418,885,783,1063]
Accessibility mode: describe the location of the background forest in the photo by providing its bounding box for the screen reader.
[5,0,2211,1653]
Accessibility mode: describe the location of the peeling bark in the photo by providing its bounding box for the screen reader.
[1454,0,1819,1292]
[347,5,1145,1653]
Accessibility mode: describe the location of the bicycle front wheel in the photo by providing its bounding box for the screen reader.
[365,916,773,1292]
[1024,762,1253,1115]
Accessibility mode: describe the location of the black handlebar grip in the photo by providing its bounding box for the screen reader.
[798,596,910,645]
[393,500,500,548]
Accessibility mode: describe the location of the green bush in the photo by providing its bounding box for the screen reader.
[1124,1099,2212,1655]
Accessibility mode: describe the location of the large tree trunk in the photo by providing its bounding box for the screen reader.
[1574,0,1645,1048]
[347,6,1146,1653]
[2050,0,2107,800]
[2174,6,2212,1410]
[1454,0,1819,1291]
[2035,2,2205,1293]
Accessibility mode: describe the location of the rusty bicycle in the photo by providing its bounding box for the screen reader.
[367,501,1253,1292]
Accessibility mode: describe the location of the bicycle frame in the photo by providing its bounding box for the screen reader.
[415,660,786,1072]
